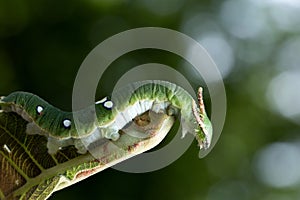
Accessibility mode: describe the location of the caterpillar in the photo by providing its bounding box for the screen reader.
[0,80,212,155]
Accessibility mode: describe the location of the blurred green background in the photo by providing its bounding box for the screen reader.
[1,0,300,199]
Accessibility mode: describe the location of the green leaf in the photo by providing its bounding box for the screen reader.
[0,111,175,199]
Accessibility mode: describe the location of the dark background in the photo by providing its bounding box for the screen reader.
[1,0,300,199]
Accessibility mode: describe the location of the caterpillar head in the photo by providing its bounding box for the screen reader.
[192,87,213,150]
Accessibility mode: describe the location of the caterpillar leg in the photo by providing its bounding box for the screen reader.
[100,128,120,141]
[47,137,74,154]
[74,127,118,153]
[74,139,88,154]
[166,105,179,116]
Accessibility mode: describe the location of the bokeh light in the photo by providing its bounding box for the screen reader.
[251,0,300,32]
[275,36,300,71]
[267,70,300,124]
[196,32,234,78]
[219,0,267,39]
[254,142,300,188]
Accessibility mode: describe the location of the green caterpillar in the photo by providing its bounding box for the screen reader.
[0,80,212,154]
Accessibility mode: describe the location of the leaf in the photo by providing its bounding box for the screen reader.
[0,111,175,199]
[0,111,77,199]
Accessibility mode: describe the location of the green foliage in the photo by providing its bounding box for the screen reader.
[0,111,83,199]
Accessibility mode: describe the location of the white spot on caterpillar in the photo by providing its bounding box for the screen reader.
[95,97,107,105]
[63,119,72,128]
[3,144,11,154]
[104,100,114,109]
[36,105,44,114]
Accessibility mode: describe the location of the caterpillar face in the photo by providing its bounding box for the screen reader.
[191,87,212,150]
[0,81,212,155]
